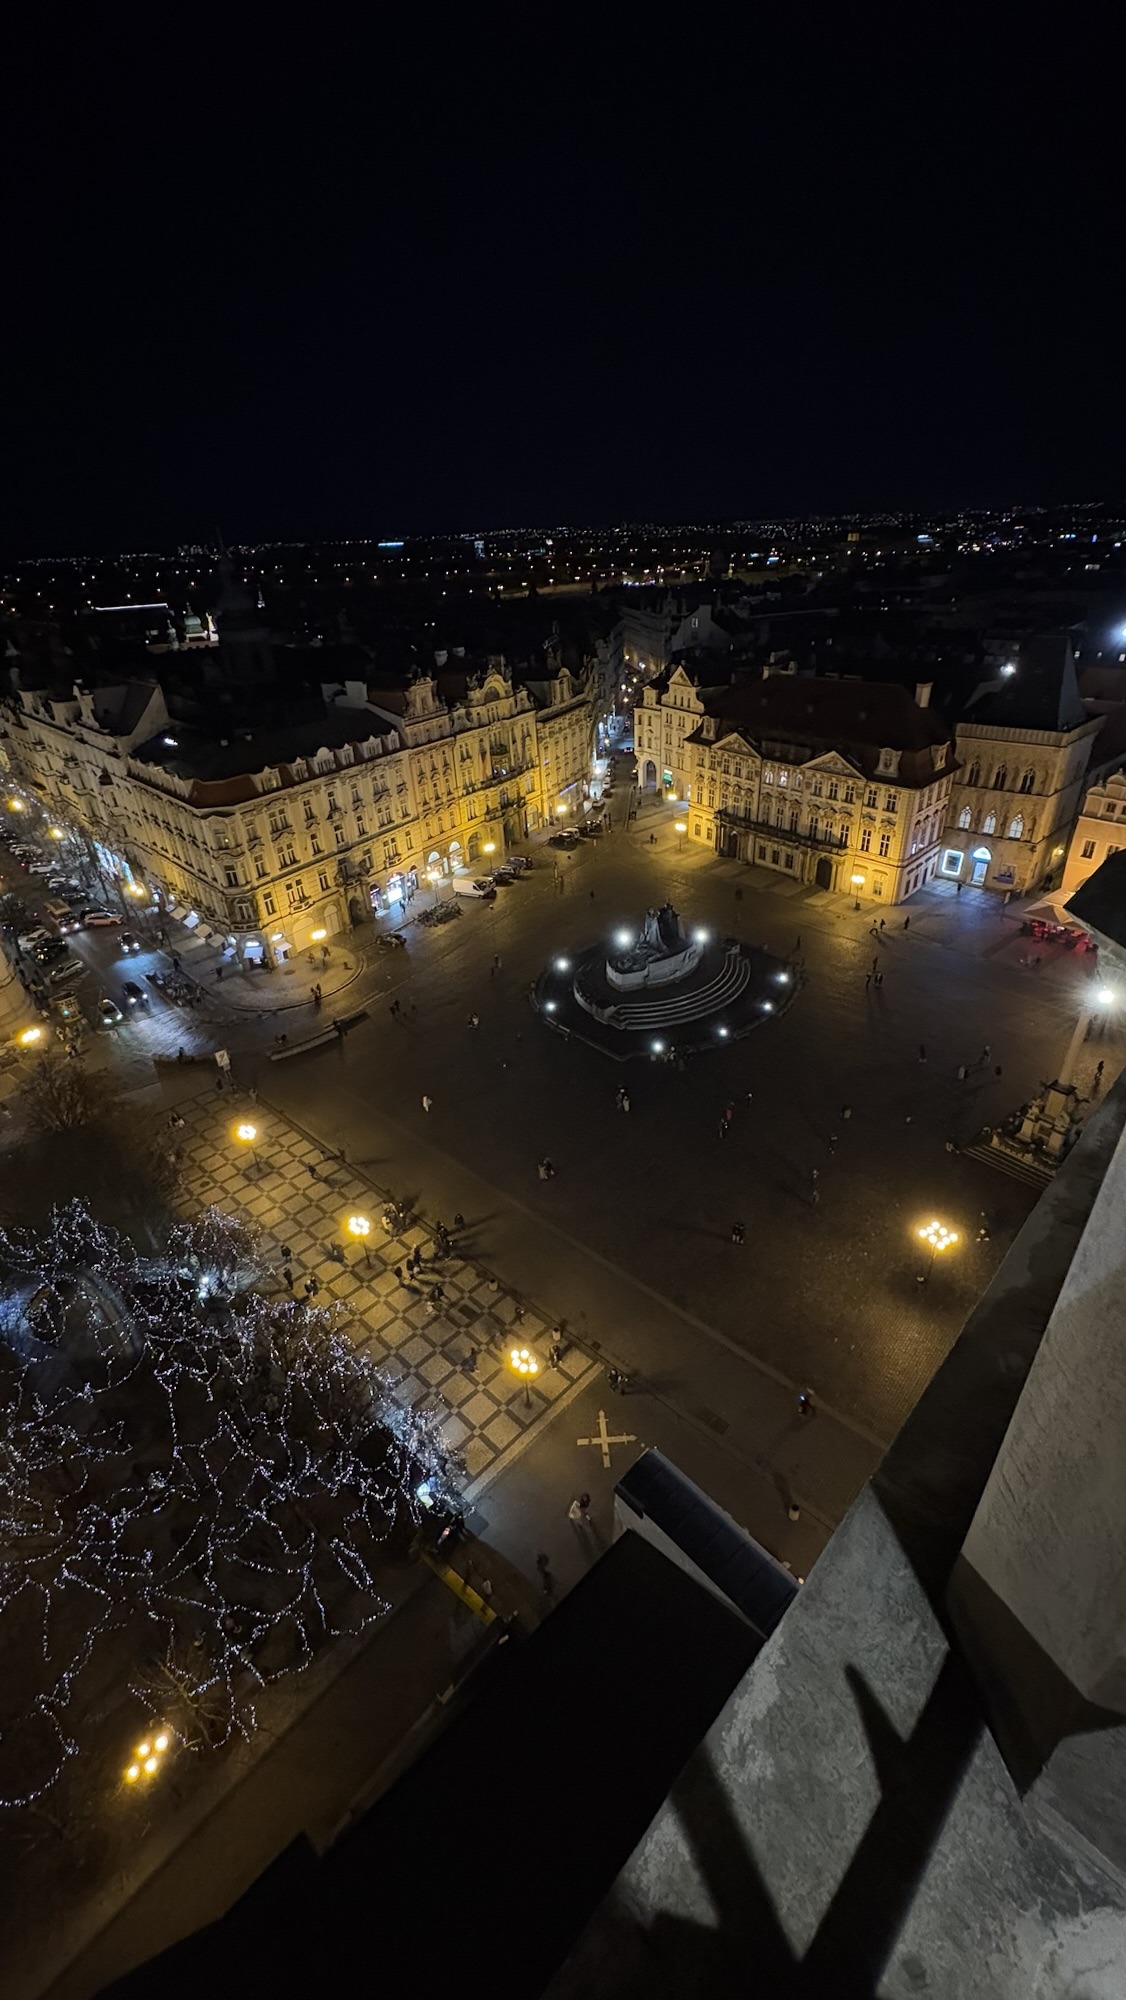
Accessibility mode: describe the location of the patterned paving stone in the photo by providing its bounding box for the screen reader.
[172,1090,590,1486]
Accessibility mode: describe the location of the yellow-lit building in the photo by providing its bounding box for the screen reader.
[636,667,955,904]
[1,652,600,961]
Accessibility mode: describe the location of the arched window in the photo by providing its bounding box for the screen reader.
[983,811,997,835]
[1008,814,1024,840]
[957,805,972,829]
[966,762,980,788]
[993,767,1007,791]
[1020,769,1035,793]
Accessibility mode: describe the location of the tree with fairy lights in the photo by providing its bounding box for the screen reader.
[0,1201,462,1811]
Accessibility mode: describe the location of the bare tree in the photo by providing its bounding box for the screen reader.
[17,1055,111,1134]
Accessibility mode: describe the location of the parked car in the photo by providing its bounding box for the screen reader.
[98,997,124,1028]
[82,909,121,927]
[119,931,142,953]
[46,955,87,985]
[377,931,407,948]
[121,980,148,1008]
[452,878,496,899]
[32,939,70,964]
[46,899,77,926]
[17,928,51,952]
[506,855,534,872]
[548,831,580,850]
[490,869,516,887]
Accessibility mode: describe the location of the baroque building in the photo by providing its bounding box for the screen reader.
[0,649,599,963]
[939,636,1101,893]
[635,668,955,904]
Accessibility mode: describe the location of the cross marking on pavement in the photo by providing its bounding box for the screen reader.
[577,1407,637,1469]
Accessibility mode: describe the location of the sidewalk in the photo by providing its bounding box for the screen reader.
[154,923,370,1016]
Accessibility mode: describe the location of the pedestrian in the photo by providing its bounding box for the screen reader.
[589,889,595,900]
[864,971,871,990]
[918,1043,927,1062]
[1095,1059,1106,1081]
[321,945,329,967]
[281,1264,293,1290]
[215,964,223,981]
[392,1264,403,1285]
[731,1221,746,1245]
[994,1064,1003,1078]
[841,1104,852,1120]
[538,1156,556,1180]
[281,1244,291,1261]
[421,1093,433,1113]
[620,1090,630,1113]
[811,1167,819,1183]
[463,1346,478,1375]
[956,879,963,893]
[810,1186,820,1206]
[177,1046,186,1062]
[723,1101,734,1125]
[874,970,883,989]
[607,1366,622,1393]
[871,955,878,971]
[797,1390,814,1419]
[329,1243,345,1265]
[718,1120,727,1140]
[492,953,502,974]
[568,1493,592,1526]
[957,1064,967,1081]
[879,918,886,932]
[306,1162,320,1181]
[536,1552,555,1597]
[979,1045,991,1065]
[828,1133,838,1154]
[794,935,802,953]
[453,1212,465,1230]
[870,925,879,941]
[304,1276,320,1299]
[903,916,910,932]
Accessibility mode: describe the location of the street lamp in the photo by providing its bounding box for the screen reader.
[234,1121,258,1171]
[426,867,443,906]
[483,840,497,856]
[674,818,687,852]
[311,927,327,943]
[49,826,65,841]
[851,871,865,910]
[916,1217,959,1284]
[347,1213,372,1265]
[124,1728,171,1788]
[507,1344,539,1409]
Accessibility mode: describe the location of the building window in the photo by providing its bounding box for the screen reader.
[884,794,897,812]
[993,767,1007,791]
[957,806,972,829]
[317,869,329,890]
[224,867,239,887]
[262,892,276,916]
[941,848,964,877]
[878,832,891,857]
[827,780,839,800]
[757,842,767,859]
[965,763,980,788]
[865,788,878,808]
[983,812,997,835]
[860,826,871,852]
[1019,770,1035,793]
[872,875,885,896]
[778,769,788,786]
[1007,814,1024,840]
[334,825,346,845]
[784,851,794,869]
[844,785,855,804]
[1081,840,1096,859]
[764,769,773,785]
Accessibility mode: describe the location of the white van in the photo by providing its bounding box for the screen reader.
[452,878,496,900]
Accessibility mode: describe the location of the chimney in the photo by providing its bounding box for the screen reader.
[915,681,933,709]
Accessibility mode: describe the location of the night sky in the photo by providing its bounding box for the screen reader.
[4,13,1119,554]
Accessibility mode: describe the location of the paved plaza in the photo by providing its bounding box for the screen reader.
[256,772,1124,1465]
[173,1089,593,1488]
